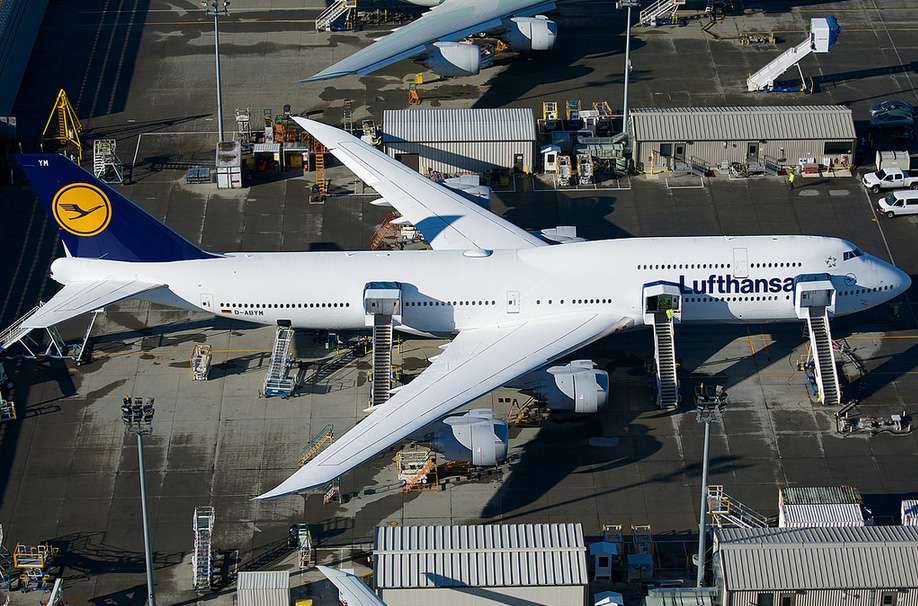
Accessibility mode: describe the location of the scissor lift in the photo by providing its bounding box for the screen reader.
[191,344,213,381]
[13,543,56,592]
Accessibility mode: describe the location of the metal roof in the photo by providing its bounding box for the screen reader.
[780,485,862,505]
[630,106,856,142]
[715,527,918,590]
[382,108,536,143]
[236,571,289,606]
[374,523,587,589]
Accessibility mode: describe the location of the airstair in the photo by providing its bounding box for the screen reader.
[639,0,685,26]
[297,524,313,569]
[364,283,401,407]
[315,0,356,31]
[191,344,212,381]
[262,326,296,397]
[707,485,769,528]
[192,506,215,592]
[794,276,840,405]
[747,17,839,91]
[807,307,840,405]
[644,284,681,408]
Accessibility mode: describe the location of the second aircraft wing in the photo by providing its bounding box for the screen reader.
[256,312,619,499]
[295,117,547,251]
[304,0,556,81]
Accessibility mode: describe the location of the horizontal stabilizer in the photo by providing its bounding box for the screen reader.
[23,280,165,329]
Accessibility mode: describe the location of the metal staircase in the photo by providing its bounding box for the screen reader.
[0,304,97,364]
[192,507,215,592]
[299,424,334,467]
[191,344,213,381]
[372,317,393,407]
[315,0,356,32]
[652,313,679,408]
[639,0,685,26]
[707,485,769,528]
[0,305,41,353]
[807,306,840,405]
[747,17,839,91]
[262,326,296,397]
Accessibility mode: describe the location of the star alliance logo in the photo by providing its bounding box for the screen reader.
[52,183,112,237]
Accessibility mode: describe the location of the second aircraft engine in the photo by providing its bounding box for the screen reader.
[500,16,557,52]
[417,409,509,466]
[511,360,609,413]
[421,41,482,77]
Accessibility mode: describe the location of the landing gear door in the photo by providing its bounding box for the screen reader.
[507,291,520,314]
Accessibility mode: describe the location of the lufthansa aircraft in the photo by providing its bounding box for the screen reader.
[15,118,911,500]
[304,0,558,81]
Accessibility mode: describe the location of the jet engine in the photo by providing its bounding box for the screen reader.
[421,41,481,77]
[511,360,608,413]
[500,16,557,52]
[420,409,509,466]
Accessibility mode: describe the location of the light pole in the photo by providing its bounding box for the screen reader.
[203,1,230,143]
[122,396,156,606]
[694,384,726,588]
[617,1,639,138]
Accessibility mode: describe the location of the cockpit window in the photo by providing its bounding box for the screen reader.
[843,248,865,261]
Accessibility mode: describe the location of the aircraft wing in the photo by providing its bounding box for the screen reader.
[256,312,618,499]
[295,117,547,251]
[23,279,165,329]
[303,0,556,81]
[317,566,387,606]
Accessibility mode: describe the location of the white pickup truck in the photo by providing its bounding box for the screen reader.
[862,167,918,193]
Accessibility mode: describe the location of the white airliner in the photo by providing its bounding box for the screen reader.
[15,118,910,501]
[304,0,558,81]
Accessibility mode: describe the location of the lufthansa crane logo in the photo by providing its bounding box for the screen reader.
[52,183,112,237]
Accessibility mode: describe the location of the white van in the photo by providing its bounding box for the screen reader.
[877,190,918,217]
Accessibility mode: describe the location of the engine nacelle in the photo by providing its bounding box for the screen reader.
[500,16,557,52]
[512,360,608,413]
[421,41,481,77]
[419,409,509,466]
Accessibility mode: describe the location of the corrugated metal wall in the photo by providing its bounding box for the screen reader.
[385,140,535,175]
[634,139,855,172]
[379,585,585,606]
[382,109,536,175]
[728,589,918,606]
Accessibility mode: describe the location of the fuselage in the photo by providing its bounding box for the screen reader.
[48,235,910,336]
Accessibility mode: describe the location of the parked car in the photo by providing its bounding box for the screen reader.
[870,110,914,129]
[877,190,918,218]
[869,99,913,117]
[862,167,918,193]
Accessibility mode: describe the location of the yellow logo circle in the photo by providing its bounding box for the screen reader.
[52,184,112,237]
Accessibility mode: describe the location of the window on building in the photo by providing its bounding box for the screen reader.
[757,593,774,606]
[824,141,853,154]
[880,592,897,606]
[780,593,797,606]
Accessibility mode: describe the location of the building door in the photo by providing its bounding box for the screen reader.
[747,142,759,159]
[659,143,672,169]
[513,154,524,173]
[395,153,420,172]
[674,143,686,161]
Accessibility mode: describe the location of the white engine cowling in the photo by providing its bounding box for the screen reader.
[421,409,509,466]
[500,16,557,52]
[512,360,609,413]
[421,41,481,77]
